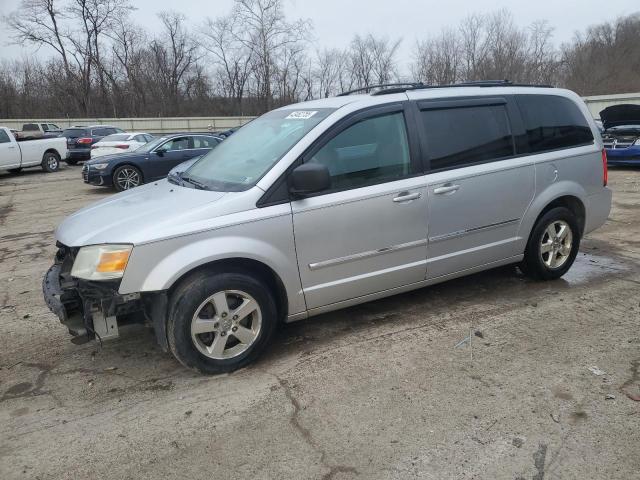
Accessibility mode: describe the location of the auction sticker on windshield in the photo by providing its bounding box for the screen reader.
[286,111,318,120]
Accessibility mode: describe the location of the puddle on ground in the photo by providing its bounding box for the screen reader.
[561,252,629,285]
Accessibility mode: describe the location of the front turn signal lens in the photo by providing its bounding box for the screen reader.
[96,250,130,273]
[71,244,133,281]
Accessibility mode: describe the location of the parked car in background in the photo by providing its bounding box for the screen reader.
[0,126,67,173]
[44,82,611,374]
[62,125,124,164]
[15,122,63,140]
[82,133,222,191]
[600,104,640,166]
[91,132,154,158]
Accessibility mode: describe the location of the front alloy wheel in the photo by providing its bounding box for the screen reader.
[191,290,262,360]
[113,166,142,191]
[167,271,277,374]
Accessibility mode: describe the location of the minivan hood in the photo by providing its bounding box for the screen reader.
[56,180,232,246]
[599,104,640,129]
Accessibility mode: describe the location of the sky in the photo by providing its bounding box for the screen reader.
[1,0,639,71]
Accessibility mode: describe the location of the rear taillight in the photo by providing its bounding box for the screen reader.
[602,148,608,187]
[115,144,130,149]
[77,137,93,144]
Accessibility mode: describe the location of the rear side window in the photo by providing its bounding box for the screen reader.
[0,129,11,143]
[193,136,220,148]
[308,112,411,191]
[420,105,514,171]
[22,124,38,131]
[517,95,593,153]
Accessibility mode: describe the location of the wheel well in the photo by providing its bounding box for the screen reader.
[43,148,60,159]
[537,195,586,235]
[168,258,289,324]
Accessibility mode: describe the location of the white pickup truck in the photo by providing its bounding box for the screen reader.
[0,126,67,174]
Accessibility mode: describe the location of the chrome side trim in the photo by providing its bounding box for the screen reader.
[308,239,428,271]
[429,218,520,243]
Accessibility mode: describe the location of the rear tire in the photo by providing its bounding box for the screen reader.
[167,271,277,375]
[113,165,143,191]
[520,207,580,280]
[41,152,60,172]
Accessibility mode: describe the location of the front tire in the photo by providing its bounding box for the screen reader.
[521,207,580,280]
[113,165,142,191]
[167,271,278,374]
[41,152,60,172]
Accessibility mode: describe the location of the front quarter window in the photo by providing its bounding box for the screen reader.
[185,108,336,191]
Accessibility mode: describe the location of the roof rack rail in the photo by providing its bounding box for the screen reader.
[338,80,554,97]
[337,83,425,97]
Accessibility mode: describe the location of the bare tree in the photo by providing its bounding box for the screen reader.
[201,15,254,114]
[231,0,311,109]
[150,11,199,115]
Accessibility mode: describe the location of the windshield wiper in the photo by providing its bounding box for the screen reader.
[179,173,209,190]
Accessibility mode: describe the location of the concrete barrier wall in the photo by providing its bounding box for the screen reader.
[2,92,640,129]
[0,116,255,134]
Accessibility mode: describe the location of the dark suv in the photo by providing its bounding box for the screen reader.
[62,125,124,164]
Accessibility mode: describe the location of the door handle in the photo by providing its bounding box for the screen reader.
[393,191,422,203]
[8,146,16,149]
[433,184,460,195]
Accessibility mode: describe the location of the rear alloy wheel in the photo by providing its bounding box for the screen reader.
[113,165,142,191]
[41,152,60,172]
[521,207,580,280]
[167,271,277,374]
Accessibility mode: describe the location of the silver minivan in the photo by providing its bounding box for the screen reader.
[43,82,612,374]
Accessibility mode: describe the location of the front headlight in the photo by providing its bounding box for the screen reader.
[71,244,132,281]
[91,163,109,170]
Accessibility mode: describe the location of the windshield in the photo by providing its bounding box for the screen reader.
[184,108,336,191]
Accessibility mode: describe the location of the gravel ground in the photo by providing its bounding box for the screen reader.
[0,165,639,480]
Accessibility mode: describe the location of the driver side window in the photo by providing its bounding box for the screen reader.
[308,111,411,191]
[162,137,191,152]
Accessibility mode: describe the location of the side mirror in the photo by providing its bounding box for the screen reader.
[155,147,167,156]
[290,163,330,197]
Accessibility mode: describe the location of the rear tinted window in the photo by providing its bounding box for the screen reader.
[91,128,110,136]
[517,95,593,153]
[22,124,38,131]
[101,134,130,142]
[192,136,220,148]
[62,128,88,137]
[420,105,514,171]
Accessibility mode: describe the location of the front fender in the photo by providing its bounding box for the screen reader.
[118,211,307,316]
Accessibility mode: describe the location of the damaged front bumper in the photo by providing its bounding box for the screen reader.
[42,244,165,347]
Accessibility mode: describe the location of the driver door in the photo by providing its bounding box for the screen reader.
[149,136,193,179]
[291,104,429,310]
